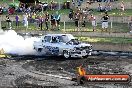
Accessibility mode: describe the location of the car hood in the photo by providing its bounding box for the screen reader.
[74,43,92,47]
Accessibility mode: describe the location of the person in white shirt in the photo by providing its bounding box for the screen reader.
[120,1,125,15]
[23,13,28,29]
[90,14,97,32]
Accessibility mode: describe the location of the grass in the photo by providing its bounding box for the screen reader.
[1,0,132,16]
[92,9,132,16]
[39,0,72,3]
[1,21,129,33]
[37,9,71,15]
[1,0,71,4]
[77,37,132,44]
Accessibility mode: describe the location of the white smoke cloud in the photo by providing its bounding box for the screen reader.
[0,30,40,55]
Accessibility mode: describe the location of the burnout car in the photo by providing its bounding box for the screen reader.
[33,34,92,58]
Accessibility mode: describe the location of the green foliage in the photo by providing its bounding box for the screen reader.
[77,37,132,44]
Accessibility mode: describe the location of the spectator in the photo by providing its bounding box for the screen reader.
[69,9,73,20]
[71,0,75,7]
[81,20,86,31]
[8,7,15,15]
[101,12,109,32]
[50,1,55,10]
[45,12,49,30]
[105,3,112,11]
[35,15,40,29]
[78,0,81,6]
[55,11,61,30]
[39,15,44,30]
[129,17,132,33]
[74,13,79,31]
[90,14,97,31]
[97,4,103,12]
[15,14,19,27]
[3,7,7,13]
[0,7,3,14]
[120,1,125,15]
[32,12,36,23]
[6,15,11,29]
[23,13,28,29]
[43,2,48,11]
[51,13,56,30]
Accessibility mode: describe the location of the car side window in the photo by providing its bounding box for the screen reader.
[57,36,63,42]
[44,36,51,42]
[51,37,58,43]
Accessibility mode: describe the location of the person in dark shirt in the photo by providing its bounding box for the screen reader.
[81,20,86,31]
[51,13,56,30]
[45,12,49,30]
[39,15,43,30]
[15,14,19,27]
[101,13,109,32]
[6,15,11,29]
[69,9,73,20]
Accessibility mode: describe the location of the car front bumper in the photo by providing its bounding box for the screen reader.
[70,50,92,58]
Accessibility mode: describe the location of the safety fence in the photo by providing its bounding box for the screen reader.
[0,21,130,33]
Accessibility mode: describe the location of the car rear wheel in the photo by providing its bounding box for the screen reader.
[63,50,70,59]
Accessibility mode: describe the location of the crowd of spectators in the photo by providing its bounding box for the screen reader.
[5,11,61,30]
[97,3,111,12]
[0,1,71,15]
[1,0,131,32]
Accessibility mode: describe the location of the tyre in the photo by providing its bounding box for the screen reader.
[63,50,71,59]
[82,55,88,58]
[77,76,87,85]
[38,48,42,52]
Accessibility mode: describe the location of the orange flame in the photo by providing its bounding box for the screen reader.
[77,65,86,76]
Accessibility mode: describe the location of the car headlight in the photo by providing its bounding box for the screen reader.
[74,47,82,50]
[89,45,92,50]
[73,47,77,50]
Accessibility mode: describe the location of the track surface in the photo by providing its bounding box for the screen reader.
[0,54,132,88]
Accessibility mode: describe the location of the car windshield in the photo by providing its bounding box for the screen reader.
[67,39,81,45]
[57,35,71,43]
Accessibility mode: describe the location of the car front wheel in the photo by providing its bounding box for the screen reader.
[63,50,71,59]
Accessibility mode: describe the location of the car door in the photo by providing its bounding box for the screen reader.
[49,36,59,55]
[42,36,52,55]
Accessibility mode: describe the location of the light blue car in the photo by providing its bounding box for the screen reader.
[33,34,92,58]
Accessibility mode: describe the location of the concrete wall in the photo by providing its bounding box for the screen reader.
[81,2,132,9]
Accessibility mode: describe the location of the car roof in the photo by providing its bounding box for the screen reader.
[44,34,75,39]
[45,34,73,36]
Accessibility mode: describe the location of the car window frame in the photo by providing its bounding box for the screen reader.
[44,36,51,43]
